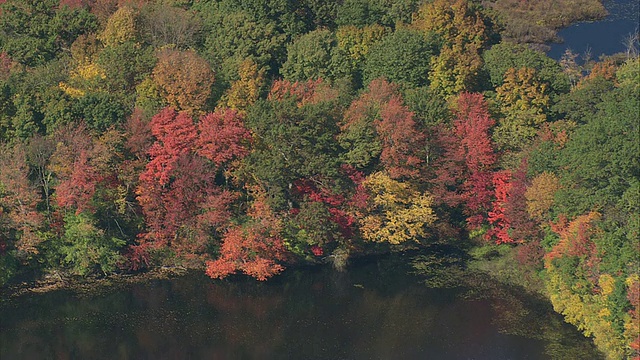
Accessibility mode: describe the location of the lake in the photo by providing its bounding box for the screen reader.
[0,253,602,359]
[547,0,640,60]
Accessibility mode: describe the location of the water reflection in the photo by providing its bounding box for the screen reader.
[1,254,602,359]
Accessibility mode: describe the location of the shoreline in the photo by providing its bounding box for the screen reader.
[0,266,190,301]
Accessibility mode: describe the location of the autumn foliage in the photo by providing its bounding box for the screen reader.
[197,108,251,167]
[206,191,286,281]
[136,107,248,259]
[546,212,600,261]
[434,92,496,228]
[0,3,636,358]
[0,144,43,254]
[153,49,214,114]
[340,78,424,178]
[485,171,513,244]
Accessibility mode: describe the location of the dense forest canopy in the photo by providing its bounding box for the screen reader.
[0,1,637,359]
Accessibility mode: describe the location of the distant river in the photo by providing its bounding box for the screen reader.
[548,0,639,60]
[0,253,602,359]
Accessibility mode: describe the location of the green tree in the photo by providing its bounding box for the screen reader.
[243,81,344,210]
[0,0,97,66]
[96,41,156,96]
[73,91,126,131]
[494,67,550,152]
[363,27,439,88]
[336,0,386,27]
[196,3,286,84]
[4,59,72,139]
[483,42,569,95]
[59,212,125,276]
[553,74,616,124]
[554,86,639,217]
[281,29,340,81]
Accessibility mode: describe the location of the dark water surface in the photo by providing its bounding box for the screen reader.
[0,254,602,360]
[548,0,639,60]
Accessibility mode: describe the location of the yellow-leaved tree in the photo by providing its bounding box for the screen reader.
[359,172,436,245]
[336,24,387,66]
[152,48,215,115]
[219,59,265,113]
[494,67,550,151]
[97,5,138,48]
[525,171,561,221]
[413,0,491,97]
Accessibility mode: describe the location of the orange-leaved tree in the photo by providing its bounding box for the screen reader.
[152,49,214,115]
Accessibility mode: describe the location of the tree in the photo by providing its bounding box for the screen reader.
[525,171,561,221]
[96,40,156,95]
[281,29,339,81]
[25,135,55,215]
[55,149,99,213]
[503,162,540,244]
[0,142,44,255]
[287,173,361,259]
[139,3,202,49]
[494,67,550,152]
[195,4,286,83]
[97,5,137,47]
[268,78,337,106]
[196,107,252,168]
[553,69,616,125]
[335,0,386,27]
[339,78,425,176]
[616,57,639,92]
[0,0,97,66]
[136,108,198,249]
[413,0,494,96]
[363,27,438,88]
[554,86,639,217]
[73,91,126,131]
[244,80,343,210]
[219,59,265,113]
[483,42,569,94]
[49,123,95,211]
[359,172,436,245]
[485,171,513,244]
[433,92,496,228]
[152,49,215,115]
[205,190,286,281]
[59,212,125,276]
[336,24,386,68]
[375,95,424,179]
[136,107,246,259]
[206,225,285,281]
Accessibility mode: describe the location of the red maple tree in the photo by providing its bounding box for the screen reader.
[197,108,252,167]
[376,96,425,179]
[485,170,514,244]
[433,92,496,229]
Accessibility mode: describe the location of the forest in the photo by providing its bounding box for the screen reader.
[0,0,637,358]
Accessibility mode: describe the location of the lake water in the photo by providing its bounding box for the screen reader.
[0,254,602,359]
[547,0,640,60]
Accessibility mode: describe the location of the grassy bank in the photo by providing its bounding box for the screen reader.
[483,0,607,45]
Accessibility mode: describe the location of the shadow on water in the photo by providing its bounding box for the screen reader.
[0,250,603,360]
